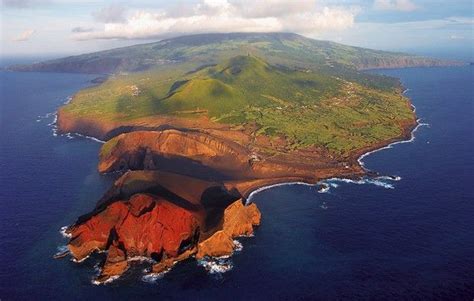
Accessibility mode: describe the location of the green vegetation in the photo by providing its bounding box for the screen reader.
[64,53,415,156]
[13,33,457,89]
[99,136,119,159]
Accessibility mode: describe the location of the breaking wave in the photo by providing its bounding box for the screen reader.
[59,225,71,239]
[247,112,426,200]
[91,275,120,286]
[318,176,401,193]
[358,115,429,170]
[141,269,171,283]
[68,132,105,143]
[197,256,233,276]
[247,181,317,203]
[53,245,70,258]
[233,240,243,252]
[37,96,105,143]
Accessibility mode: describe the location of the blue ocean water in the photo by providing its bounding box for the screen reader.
[0,65,473,300]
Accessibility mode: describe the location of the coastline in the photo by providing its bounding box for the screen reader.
[357,117,427,170]
[244,115,423,201]
[51,87,421,201]
[50,74,420,284]
[3,54,472,300]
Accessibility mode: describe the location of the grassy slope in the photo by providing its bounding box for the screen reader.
[64,54,415,156]
[12,33,459,89]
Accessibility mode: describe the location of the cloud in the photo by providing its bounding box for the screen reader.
[449,34,464,40]
[71,27,94,33]
[12,29,35,41]
[93,4,127,23]
[73,0,357,40]
[374,0,417,12]
[228,0,316,18]
[1,0,49,8]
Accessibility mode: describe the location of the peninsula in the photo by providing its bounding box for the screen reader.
[17,32,462,283]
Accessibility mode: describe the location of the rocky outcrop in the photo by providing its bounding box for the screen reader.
[64,171,261,283]
[197,201,260,259]
[98,130,252,177]
[67,193,201,282]
[98,129,364,181]
[56,108,114,140]
[60,118,413,283]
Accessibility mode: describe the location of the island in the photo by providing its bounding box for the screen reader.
[15,32,463,283]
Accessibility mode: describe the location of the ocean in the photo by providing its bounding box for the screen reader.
[0,65,473,300]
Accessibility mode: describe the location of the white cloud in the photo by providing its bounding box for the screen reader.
[449,34,464,40]
[12,29,35,41]
[374,0,417,12]
[1,0,49,8]
[73,0,357,40]
[93,4,127,23]
[71,26,94,33]
[230,0,316,18]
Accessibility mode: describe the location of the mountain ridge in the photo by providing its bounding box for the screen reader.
[44,32,429,281]
[7,32,464,75]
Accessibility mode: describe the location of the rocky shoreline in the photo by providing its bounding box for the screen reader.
[65,170,261,283]
[55,92,417,284]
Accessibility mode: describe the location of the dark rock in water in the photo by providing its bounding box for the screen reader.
[53,251,69,259]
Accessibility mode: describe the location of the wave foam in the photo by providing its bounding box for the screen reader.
[38,102,105,144]
[47,114,58,127]
[69,132,105,143]
[92,275,120,286]
[247,181,317,203]
[63,96,73,105]
[59,225,71,238]
[320,174,406,191]
[128,256,156,264]
[233,240,243,252]
[141,268,172,283]
[54,245,70,258]
[358,116,429,169]
[197,256,233,275]
[72,255,90,263]
[71,249,106,263]
[318,183,330,193]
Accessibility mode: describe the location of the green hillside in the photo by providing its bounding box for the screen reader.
[10,32,461,90]
[63,53,415,155]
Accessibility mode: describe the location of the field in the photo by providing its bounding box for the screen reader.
[64,53,415,156]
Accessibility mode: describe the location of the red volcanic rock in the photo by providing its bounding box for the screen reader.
[222,201,261,237]
[98,130,252,176]
[98,243,128,282]
[56,108,113,141]
[197,230,235,258]
[196,200,261,259]
[67,193,200,283]
[68,201,129,261]
[97,129,366,182]
[64,169,269,283]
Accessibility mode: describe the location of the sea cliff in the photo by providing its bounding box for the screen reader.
[46,32,425,283]
[65,170,261,283]
[57,111,416,283]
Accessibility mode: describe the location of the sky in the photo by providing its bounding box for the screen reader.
[1,0,473,60]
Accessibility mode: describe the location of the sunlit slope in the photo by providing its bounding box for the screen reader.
[10,32,462,89]
[62,55,415,155]
[159,56,340,115]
